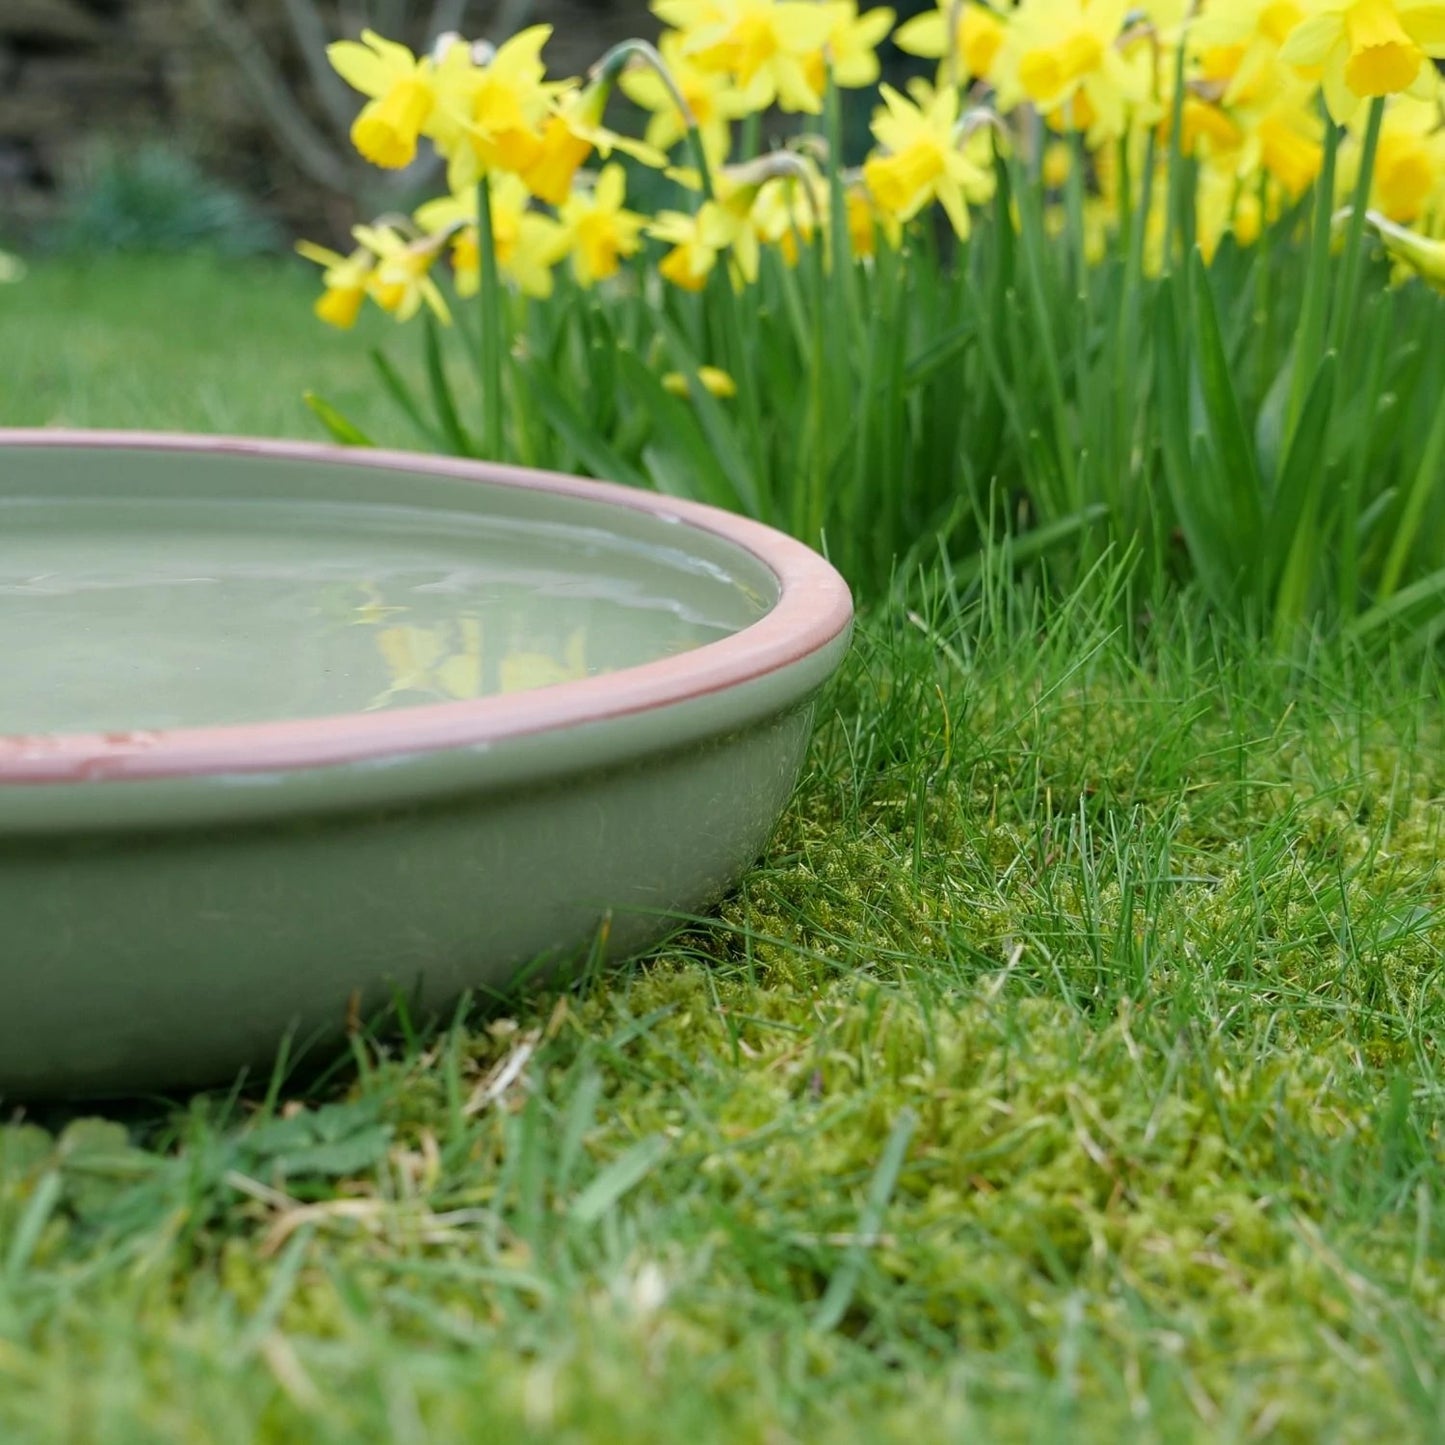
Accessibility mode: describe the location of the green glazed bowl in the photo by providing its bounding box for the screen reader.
[0,432,852,1099]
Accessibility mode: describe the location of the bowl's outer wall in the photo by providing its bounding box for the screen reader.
[0,435,854,1099]
[0,705,816,1098]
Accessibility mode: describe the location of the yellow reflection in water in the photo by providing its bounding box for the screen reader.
[499,629,588,695]
[357,600,589,709]
[371,617,484,707]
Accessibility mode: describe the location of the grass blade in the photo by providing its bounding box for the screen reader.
[812,1108,915,1334]
[569,1136,669,1226]
[5,1170,62,1280]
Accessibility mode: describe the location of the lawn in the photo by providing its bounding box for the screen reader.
[0,256,444,445]
[3,257,1445,1442]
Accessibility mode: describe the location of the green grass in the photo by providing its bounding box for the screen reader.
[4,257,1445,1441]
[0,256,442,444]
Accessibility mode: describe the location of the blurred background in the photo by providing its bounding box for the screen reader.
[0,0,929,256]
[0,1,652,249]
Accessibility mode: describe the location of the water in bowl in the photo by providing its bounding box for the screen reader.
[0,498,766,734]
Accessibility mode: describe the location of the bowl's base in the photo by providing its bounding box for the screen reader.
[0,706,815,1100]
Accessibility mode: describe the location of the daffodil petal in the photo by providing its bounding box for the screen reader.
[1278,12,1341,64]
[936,178,971,239]
[894,11,946,57]
[1399,0,1445,46]
[596,163,627,209]
[296,239,346,268]
[327,39,395,97]
[1321,43,1359,121]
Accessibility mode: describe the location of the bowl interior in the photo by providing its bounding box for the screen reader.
[0,444,778,734]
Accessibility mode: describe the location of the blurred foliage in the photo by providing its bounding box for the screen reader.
[43,143,284,258]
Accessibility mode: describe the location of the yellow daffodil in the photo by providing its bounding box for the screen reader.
[1191,0,1316,105]
[845,179,905,256]
[352,223,451,323]
[558,164,648,285]
[1172,95,1245,157]
[1279,0,1445,122]
[619,30,754,163]
[651,0,735,71]
[1194,160,1271,260]
[803,2,896,94]
[992,0,1149,143]
[429,26,561,189]
[1247,95,1328,194]
[894,0,1008,87]
[1339,94,1445,220]
[659,0,837,113]
[520,93,600,206]
[650,199,760,289]
[329,30,437,168]
[662,365,738,396]
[518,78,665,205]
[749,168,822,264]
[862,82,995,238]
[296,239,377,328]
[1175,66,1327,196]
[415,177,568,299]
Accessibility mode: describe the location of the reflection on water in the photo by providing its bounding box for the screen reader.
[363,603,589,710]
[0,503,761,734]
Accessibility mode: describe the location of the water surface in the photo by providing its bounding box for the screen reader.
[0,498,763,733]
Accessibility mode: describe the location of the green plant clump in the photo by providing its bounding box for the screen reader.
[44,143,282,259]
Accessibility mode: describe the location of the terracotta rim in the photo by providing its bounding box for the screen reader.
[0,431,853,785]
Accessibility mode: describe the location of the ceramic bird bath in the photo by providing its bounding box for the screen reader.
[0,432,852,1098]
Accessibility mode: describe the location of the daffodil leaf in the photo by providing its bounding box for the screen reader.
[518,357,648,490]
[369,348,441,448]
[1254,351,1295,492]
[422,312,475,457]
[652,312,762,518]
[904,322,976,390]
[1155,278,1234,610]
[303,392,374,448]
[616,350,741,510]
[1187,249,1263,549]
[1268,352,1336,643]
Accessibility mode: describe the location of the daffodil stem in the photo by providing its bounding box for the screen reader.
[1329,95,1385,356]
[477,174,505,460]
[1161,37,1189,275]
[1062,127,1087,292]
[685,129,763,504]
[740,112,761,162]
[824,74,859,327]
[1288,110,1338,439]
[1254,170,1273,402]
[686,124,716,203]
[806,193,829,547]
[1114,132,1133,269]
